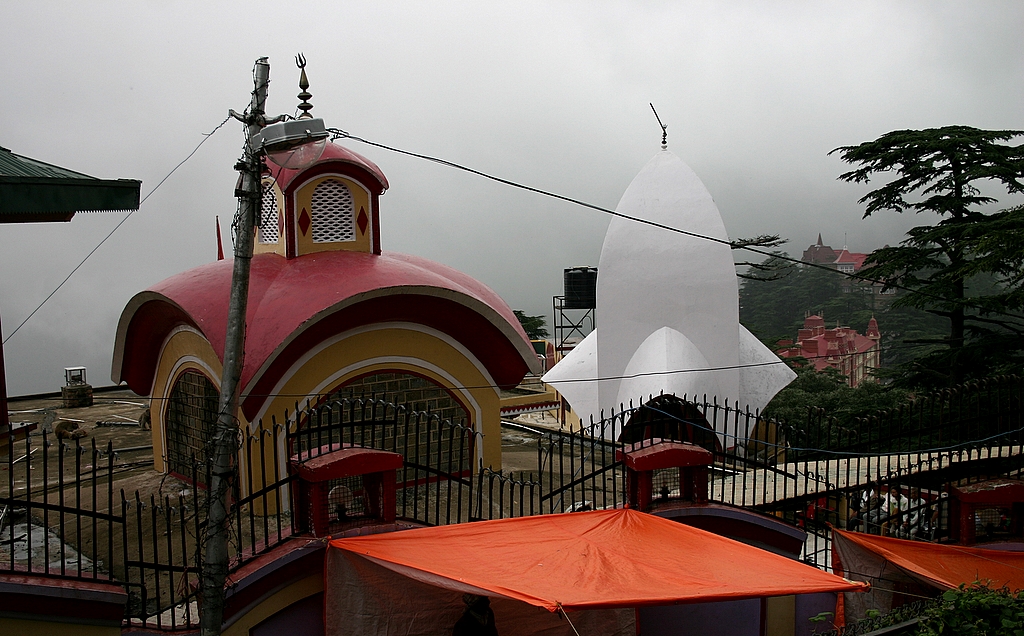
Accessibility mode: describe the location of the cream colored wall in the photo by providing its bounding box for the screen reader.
[292,175,372,255]
[150,322,503,499]
[254,324,503,470]
[149,327,227,473]
[222,573,322,636]
[0,617,120,636]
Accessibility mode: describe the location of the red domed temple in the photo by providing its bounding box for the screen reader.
[112,134,539,485]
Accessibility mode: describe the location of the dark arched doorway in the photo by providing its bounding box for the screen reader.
[164,369,218,481]
[619,394,721,452]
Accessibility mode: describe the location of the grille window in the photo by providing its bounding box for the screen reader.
[335,372,467,428]
[311,179,356,243]
[165,370,219,482]
[258,185,279,244]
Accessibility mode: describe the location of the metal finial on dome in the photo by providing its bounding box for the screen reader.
[296,53,314,120]
[650,103,668,150]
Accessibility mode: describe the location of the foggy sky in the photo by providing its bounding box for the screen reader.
[2,1,1022,396]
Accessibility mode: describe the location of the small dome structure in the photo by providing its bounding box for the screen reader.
[254,142,388,258]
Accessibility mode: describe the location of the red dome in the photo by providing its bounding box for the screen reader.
[112,251,538,421]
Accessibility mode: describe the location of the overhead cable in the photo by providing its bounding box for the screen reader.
[2,115,233,346]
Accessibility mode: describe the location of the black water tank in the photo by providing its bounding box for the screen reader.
[563,267,598,309]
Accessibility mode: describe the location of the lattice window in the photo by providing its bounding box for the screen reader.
[311,179,355,243]
[652,467,681,502]
[320,476,380,533]
[165,370,218,482]
[258,184,279,244]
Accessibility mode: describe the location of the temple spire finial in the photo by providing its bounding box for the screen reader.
[650,103,668,150]
[295,53,314,120]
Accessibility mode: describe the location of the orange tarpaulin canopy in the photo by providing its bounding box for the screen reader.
[329,508,864,612]
[833,528,1024,591]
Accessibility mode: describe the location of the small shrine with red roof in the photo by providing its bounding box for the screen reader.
[776,315,881,387]
[110,85,539,488]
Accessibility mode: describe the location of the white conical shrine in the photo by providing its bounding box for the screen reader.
[543,150,795,436]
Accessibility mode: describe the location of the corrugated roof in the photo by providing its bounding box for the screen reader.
[0,146,95,179]
[0,146,141,222]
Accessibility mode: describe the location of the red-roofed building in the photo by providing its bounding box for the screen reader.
[833,248,868,274]
[801,236,869,274]
[776,315,881,387]
[801,234,838,265]
[111,138,540,488]
[801,235,896,307]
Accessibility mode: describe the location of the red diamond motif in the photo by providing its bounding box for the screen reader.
[357,207,368,235]
[298,208,310,236]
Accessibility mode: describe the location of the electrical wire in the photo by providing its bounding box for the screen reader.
[4,119,1014,418]
[2,115,233,346]
[84,333,965,400]
[233,331,938,393]
[329,127,1024,325]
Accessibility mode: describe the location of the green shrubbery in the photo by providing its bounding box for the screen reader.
[918,583,1024,636]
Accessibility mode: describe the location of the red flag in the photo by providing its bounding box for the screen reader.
[216,216,224,261]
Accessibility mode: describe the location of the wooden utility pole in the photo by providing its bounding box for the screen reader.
[201,57,270,636]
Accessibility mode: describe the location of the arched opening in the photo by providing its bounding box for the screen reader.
[292,370,476,524]
[164,369,219,482]
[328,371,469,427]
[619,394,721,452]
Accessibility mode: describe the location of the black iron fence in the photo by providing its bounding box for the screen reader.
[0,397,477,629]
[3,377,1024,628]
[479,376,1024,567]
[296,398,476,526]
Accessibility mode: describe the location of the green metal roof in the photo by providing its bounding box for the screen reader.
[0,145,141,223]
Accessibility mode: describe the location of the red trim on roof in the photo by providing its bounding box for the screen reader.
[273,142,388,194]
[242,293,531,420]
[113,294,200,393]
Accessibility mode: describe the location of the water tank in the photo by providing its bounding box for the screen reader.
[563,267,597,309]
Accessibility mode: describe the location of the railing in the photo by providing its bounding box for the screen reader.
[483,376,1024,565]
[474,468,540,520]
[294,397,476,526]
[2,435,121,582]
[0,396,477,629]
[3,377,1024,628]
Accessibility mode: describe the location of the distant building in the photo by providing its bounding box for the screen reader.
[801,235,896,306]
[801,234,839,266]
[776,315,881,387]
[832,248,868,275]
[802,235,868,273]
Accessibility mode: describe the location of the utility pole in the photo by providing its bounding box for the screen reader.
[201,57,270,636]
